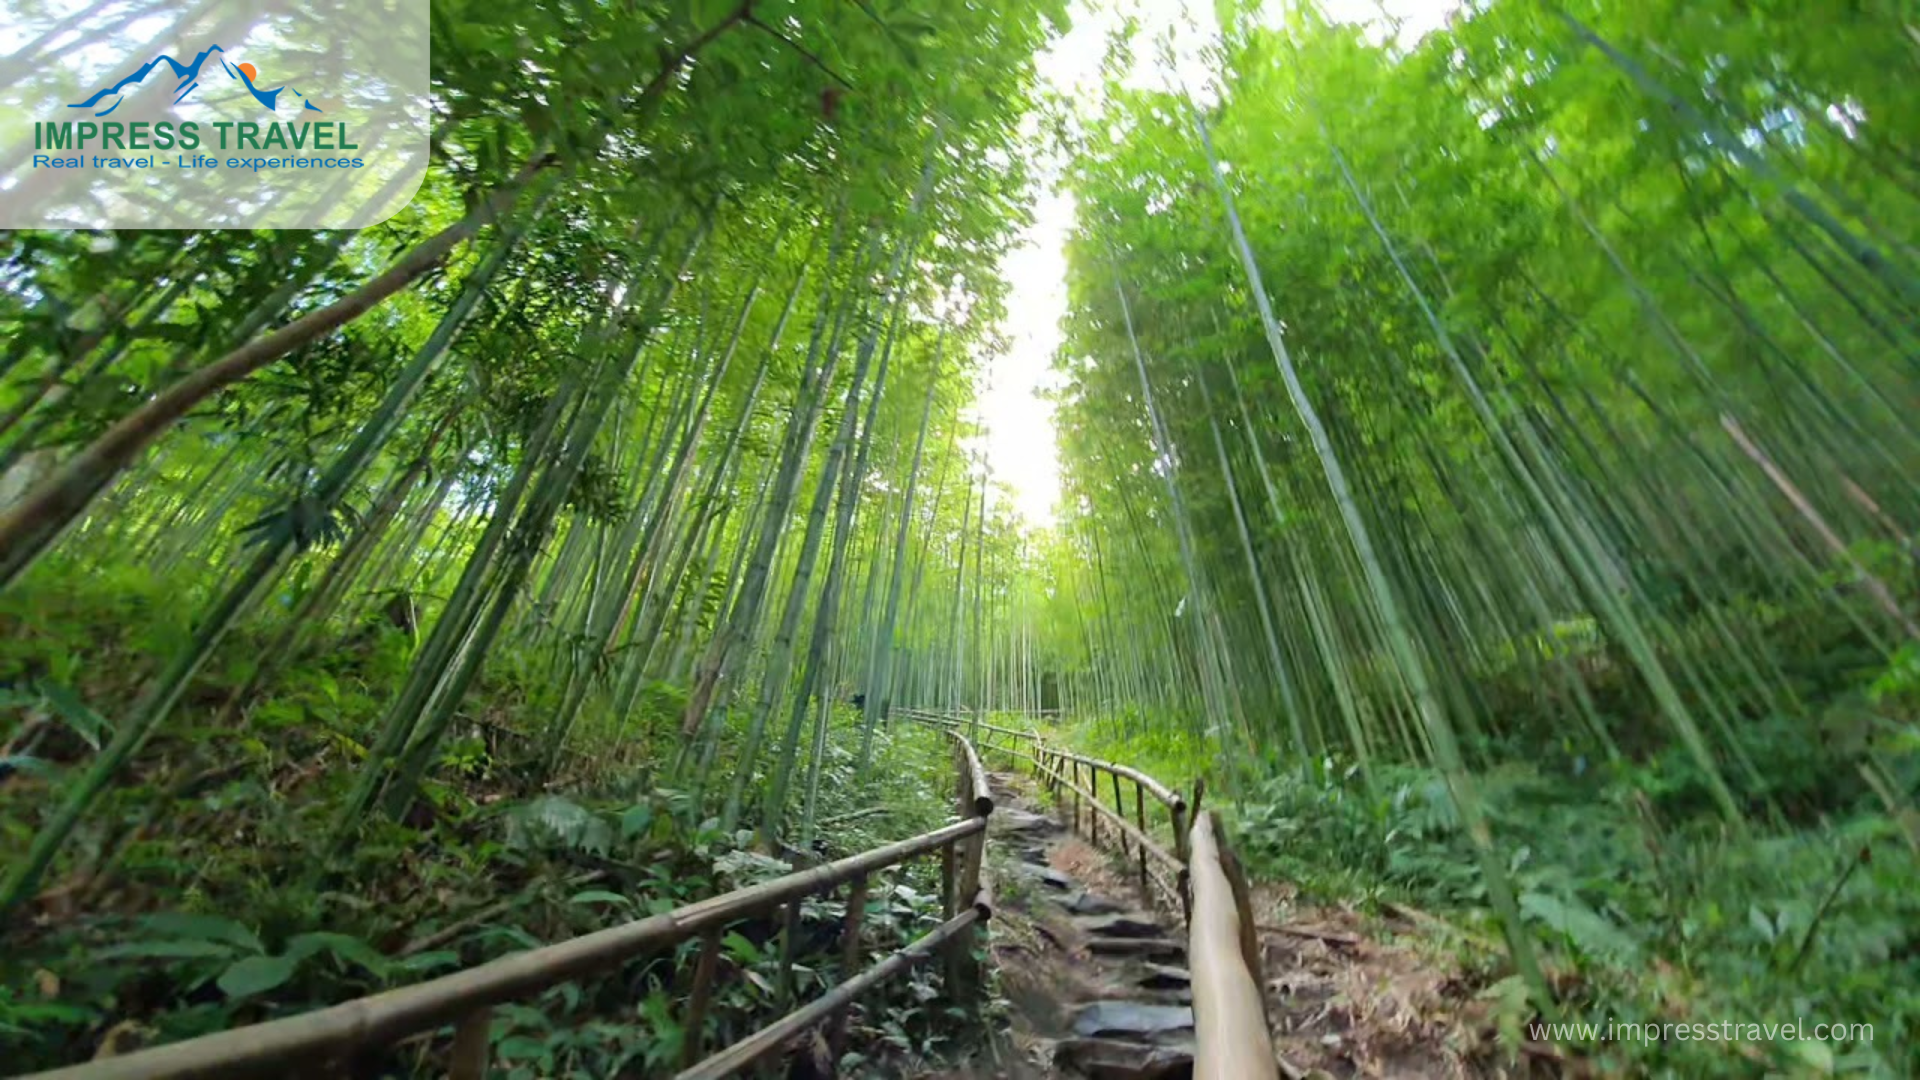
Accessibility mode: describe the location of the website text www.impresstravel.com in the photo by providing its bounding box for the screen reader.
[1528,1018,1874,1045]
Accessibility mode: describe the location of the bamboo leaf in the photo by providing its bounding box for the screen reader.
[567,890,634,909]
[217,954,301,999]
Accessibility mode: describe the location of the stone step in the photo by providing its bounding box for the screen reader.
[1053,1036,1195,1080]
[1062,890,1125,916]
[1086,937,1184,961]
[1068,1000,1195,1044]
[1089,983,1192,1007]
[1031,866,1075,890]
[993,808,1059,835]
[1076,913,1169,939]
[1136,963,1191,991]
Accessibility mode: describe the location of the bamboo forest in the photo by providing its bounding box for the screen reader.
[5,0,1920,1075]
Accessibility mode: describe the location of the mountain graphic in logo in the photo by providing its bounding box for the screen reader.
[69,44,325,117]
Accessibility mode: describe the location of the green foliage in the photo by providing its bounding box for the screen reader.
[1057,707,1220,794]
[0,539,1002,1072]
[1226,749,1920,1072]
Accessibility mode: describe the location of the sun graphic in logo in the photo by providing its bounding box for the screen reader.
[225,55,327,112]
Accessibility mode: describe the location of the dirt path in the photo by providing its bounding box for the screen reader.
[1245,885,1487,1078]
[933,770,1496,1080]
[977,769,1198,1079]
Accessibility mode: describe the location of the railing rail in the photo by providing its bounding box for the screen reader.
[1188,809,1278,1080]
[977,737,1185,912]
[894,708,1039,751]
[902,711,1189,902]
[899,708,1277,1080]
[896,708,1181,809]
[22,728,995,1080]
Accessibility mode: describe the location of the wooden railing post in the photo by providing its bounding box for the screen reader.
[776,896,802,1012]
[1086,764,1101,845]
[957,796,984,912]
[1174,783,1194,865]
[954,739,966,814]
[939,831,958,974]
[680,931,723,1070]
[1133,781,1150,894]
[1172,786,1193,924]
[1068,759,1081,835]
[1059,753,1075,826]
[449,1007,491,1080]
[827,873,869,1059]
[948,751,988,1006]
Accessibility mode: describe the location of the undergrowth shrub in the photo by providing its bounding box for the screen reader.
[1225,744,1919,1074]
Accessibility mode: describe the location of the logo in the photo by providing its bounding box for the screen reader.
[70,44,326,118]
[3,0,429,229]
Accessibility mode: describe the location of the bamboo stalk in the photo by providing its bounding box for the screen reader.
[1723,414,1920,638]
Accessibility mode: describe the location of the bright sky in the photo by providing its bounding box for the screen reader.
[967,0,1203,528]
[972,0,1456,528]
[972,185,1072,527]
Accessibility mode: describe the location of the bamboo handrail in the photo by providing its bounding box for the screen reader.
[987,744,1181,875]
[1188,811,1279,1080]
[901,715,1181,865]
[23,730,997,1080]
[895,709,1037,747]
[899,708,1046,749]
[948,729,993,818]
[905,715,1188,921]
[900,710,1276,1078]
[1043,746,1185,811]
[901,709,1184,812]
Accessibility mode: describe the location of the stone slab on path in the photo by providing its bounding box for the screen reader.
[977,768,1205,1079]
[1075,913,1164,939]
[1085,936,1184,960]
[1136,963,1192,991]
[1068,1000,1196,1042]
[1053,1036,1195,1080]
[1013,864,1075,890]
[1063,890,1125,916]
[994,808,1060,835]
